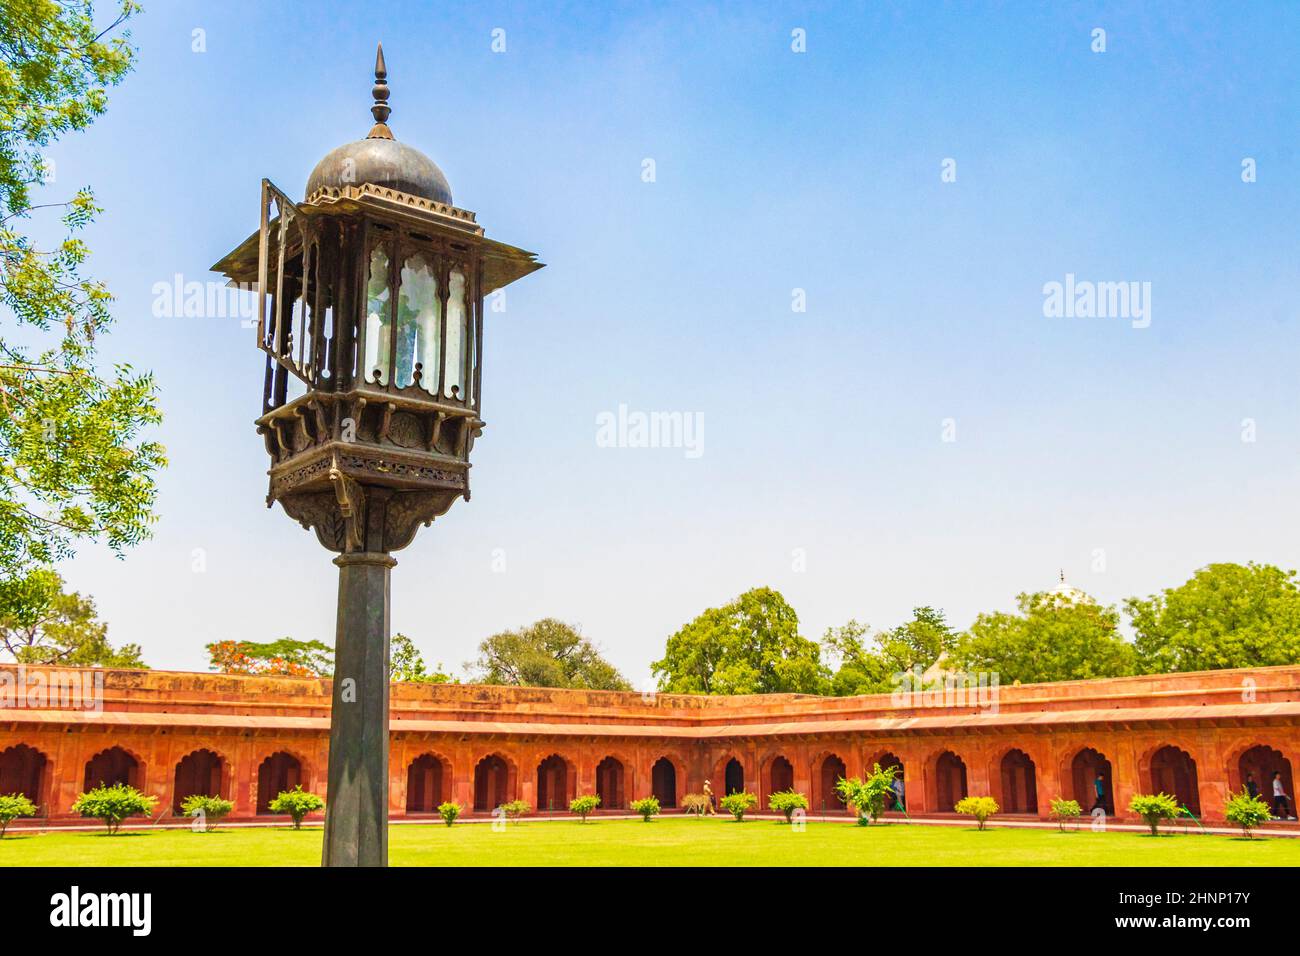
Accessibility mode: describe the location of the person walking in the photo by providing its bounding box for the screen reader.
[1090,773,1108,814]
[1272,771,1296,820]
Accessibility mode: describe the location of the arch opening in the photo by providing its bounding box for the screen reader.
[935,751,968,812]
[257,752,303,815]
[473,755,510,812]
[84,746,139,792]
[536,754,570,813]
[723,758,744,796]
[406,754,447,813]
[0,744,46,807]
[999,748,1038,814]
[873,751,906,812]
[651,757,677,808]
[1071,747,1114,815]
[1238,745,1294,818]
[173,749,225,814]
[1148,745,1200,817]
[819,754,848,813]
[595,756,626,810]
[768,756,794,796]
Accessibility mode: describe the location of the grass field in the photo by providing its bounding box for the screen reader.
[2,817,1298,866]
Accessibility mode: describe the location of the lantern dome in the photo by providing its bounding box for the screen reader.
[306,137,452,205]
[304,43,453,206]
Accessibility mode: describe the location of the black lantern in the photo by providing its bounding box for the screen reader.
[211,45,542,866]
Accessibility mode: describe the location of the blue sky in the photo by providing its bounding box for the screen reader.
[39,1,1300,684]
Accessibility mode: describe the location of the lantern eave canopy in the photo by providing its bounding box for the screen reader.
[209,185,544,296]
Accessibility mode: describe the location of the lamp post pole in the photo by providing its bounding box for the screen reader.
[322,552,396,867]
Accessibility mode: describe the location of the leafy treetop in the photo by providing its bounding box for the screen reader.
[0,567,143,666]
[0,0,164,579]
[471,618,630,690]
[1126,562,1300,673]
[206,638,333,678]
[653,587,825,695]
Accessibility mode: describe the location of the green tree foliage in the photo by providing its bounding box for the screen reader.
[71,781,156,834]
[719,790,757,821]
[390,633,456,683]
[1127,563,1300,673]
[821,608,956,695]
[268,785,324,829]
[471,618,630,690]
[0,792,35,836]
[820,619,890,695]
[954,795,999,830]
[1224,788,1272,839]
[568,793,600,821]
[0,567,143,665]
[436,801,461,826]
[205,638,333,677]
[767,789,808,823]
[1049,797,1082,832]
[953,591,1135,684]
[653,587,826,694]
[629,796,660,821]
[876,606,957,673]
[0,0,165,579]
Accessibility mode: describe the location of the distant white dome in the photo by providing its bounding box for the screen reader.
[1049,570,1095,605]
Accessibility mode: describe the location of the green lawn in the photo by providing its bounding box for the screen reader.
[2,817,1298,866]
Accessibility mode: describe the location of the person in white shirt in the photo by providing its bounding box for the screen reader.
[1271,772,1296,820]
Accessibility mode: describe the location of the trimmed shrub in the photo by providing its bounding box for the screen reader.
[836,763,898,825]
[0,793,36,837]
[1128,792,1180,836]
[768,789,809,824]
[682,793,712,816]
[720,791,757,822]
[1224,788,1272,838]
[268,785,325,829]
[437,801,461,827]
[630,796,661,822]
[954,795,999,830]
[179,794,234,831]
[1049,797,1082,832]
[569,794,600,821]
[72,783,158,835]
[499,799,530,823]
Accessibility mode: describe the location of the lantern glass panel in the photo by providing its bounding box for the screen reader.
[396,253,441,391]
[445,266,468,400]
[364,245,392,384]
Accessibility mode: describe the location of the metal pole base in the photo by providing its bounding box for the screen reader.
[322,551,396,867]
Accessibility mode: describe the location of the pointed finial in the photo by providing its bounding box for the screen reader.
[368,43,393,140]
[1059,568,1065,583]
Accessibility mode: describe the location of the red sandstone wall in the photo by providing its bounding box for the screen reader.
[2,664,1298,823]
